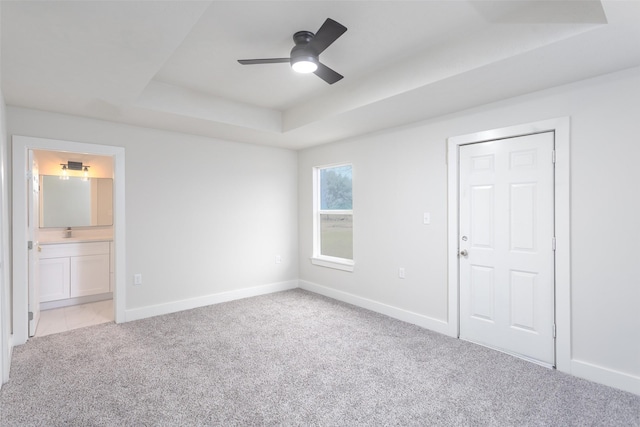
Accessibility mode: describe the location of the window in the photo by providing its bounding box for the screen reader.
[312,164,353,271]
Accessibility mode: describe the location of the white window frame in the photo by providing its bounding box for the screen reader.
[311,163,354,272]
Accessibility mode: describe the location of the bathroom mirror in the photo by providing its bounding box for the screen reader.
[39,175,113,228]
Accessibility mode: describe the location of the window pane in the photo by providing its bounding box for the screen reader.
[320,214,353,259]
[320,165,352,210]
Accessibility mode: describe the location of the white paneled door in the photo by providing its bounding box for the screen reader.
[459,132,555,366]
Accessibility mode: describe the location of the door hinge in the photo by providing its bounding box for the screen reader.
[27,240,33,250]
[552,150,556,164]
[28,311,34,321]
[552,237,556,251]
[553,324,556,338]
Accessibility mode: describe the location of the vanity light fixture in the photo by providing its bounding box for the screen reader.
[60,161,90,181]
[60,165,69,180]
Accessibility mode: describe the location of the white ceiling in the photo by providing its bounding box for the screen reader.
[3,1,640,150]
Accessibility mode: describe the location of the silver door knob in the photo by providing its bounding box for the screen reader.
[459,249,468,257]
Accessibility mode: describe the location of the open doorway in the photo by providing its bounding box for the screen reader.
[32,149,115,337]
[11,135,125,346]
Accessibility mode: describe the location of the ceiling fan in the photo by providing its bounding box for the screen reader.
[237,18,347,85]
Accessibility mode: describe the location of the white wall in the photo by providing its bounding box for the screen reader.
[298,66,640,394]
[0,1,10,386]
[0,89,9,387]
[7,108,299,319]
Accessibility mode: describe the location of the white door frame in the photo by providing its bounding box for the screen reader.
[447,118,571,373]
[12,135,126,346]
[27,150,40,337]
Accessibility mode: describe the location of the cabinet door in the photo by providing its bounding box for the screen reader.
[39,257,71,302]
[70,254,110,297]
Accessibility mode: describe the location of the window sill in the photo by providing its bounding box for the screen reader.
[310,256,354,272]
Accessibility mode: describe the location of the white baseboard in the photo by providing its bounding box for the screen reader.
[572,359,640,396]
[299,280,451,336]
[2,335,13,386]
[124,280,298,322]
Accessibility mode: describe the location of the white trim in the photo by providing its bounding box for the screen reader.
[571,360,640,396]
[310,256,354,272]
[312,166,320,259]
[318,209,352,216]
[446,117,571,372]
[11,135,126,346]
[3,336,13,387]
[299,280,450,335]
[124,280,298,322]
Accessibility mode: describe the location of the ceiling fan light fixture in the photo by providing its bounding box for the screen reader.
[291,57,318,74]
[238,18,347,84]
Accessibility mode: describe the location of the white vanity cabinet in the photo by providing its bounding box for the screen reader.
[39,241,111,303]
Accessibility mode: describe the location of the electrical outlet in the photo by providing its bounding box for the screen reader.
[398,268,405,279]
[275,255,282,264]
[134,273,142,285]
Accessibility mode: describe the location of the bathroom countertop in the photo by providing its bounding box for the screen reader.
[39,237,113,245]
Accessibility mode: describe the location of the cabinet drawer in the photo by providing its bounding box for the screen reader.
[40,241,110,259]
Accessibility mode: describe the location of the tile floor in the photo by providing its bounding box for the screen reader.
[35,299,114,337]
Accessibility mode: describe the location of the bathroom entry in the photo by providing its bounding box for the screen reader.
[31,149,115,337]
[12,135,125,346]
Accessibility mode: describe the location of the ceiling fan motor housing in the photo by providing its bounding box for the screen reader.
[290,30,319,66]
[237,19,346,84]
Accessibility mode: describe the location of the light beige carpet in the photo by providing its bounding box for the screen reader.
[1,289,638,426]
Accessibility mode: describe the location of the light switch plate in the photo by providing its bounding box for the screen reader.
[423,212,431,225]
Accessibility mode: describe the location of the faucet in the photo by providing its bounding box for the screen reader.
[64,227,72,238]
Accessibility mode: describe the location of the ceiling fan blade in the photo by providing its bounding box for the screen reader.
[314,62,343,84]
[308,18,347,55]
[238,58,290,65]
